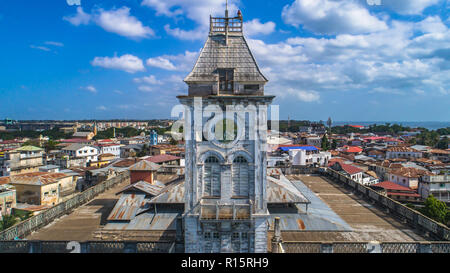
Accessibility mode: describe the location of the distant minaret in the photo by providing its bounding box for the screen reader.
[93,122,98,136]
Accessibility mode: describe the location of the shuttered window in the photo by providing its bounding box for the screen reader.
[204,156,221,197]
[232,156,249,197]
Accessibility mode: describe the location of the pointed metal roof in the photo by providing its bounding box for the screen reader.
[184,10,267,84]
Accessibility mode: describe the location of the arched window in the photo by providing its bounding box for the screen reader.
[204,156,221,197]
[232,156,249,197]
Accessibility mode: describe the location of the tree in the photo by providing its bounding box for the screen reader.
[44,140,59,153]
[437,137,448,150]
[137,144,148,157]
[420,195,449,225]
[331,139,337,150]
[321,134,330,151]
[170,137,178,146]
[0,215,17,231]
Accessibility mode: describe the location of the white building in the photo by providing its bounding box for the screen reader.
[61,144,98,163]
[96,144,121,158]
[387,167,431,190]
[288,147,330,167]
[386,147,422,160]
[419,174,450,203]
[330,162,364,184]
[306,136,322,147]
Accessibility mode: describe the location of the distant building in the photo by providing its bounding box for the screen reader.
[7,172,75,206]
[149,130,158,146]
[371,181,421,203]
[387,167,432,190]
[386,147,422,160]
[283,146,330,167]
[0,146,44,176]
[419,174,450,203]
[129,160,161,185]
[0,181,16,219]
[330,161,364,184]
[120,144,145,158]
[72,131,95,140]
[61,144,98,164]
[96,143,121,159]
[306,136,322,147]
[427,149,450,163]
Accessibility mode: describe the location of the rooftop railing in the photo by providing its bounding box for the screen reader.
[0,172,129,241]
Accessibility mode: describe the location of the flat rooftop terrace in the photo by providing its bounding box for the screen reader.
[281,174,430,242]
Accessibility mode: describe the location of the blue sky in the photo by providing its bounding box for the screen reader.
[0,0,449,121]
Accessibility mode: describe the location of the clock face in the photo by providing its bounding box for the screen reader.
[204,113,245,148]
[214,118,237,143]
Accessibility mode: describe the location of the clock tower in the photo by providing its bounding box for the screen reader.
[178,7,275,253]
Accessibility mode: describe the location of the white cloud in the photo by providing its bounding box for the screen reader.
[91,54,145,73]
[133,75,163,85]
[64,7,154,39]
[146,57,177,70]
[142,0,239,40]
[282,0,388,35]
[82,86,97,93]
[95,7,155,39]
[287,88,321,102]
[244,19,276,36]
[45,41,64,47]
[138,86,154,92]
[244,16,450,102]
[381,0,440,15]
[97,105,107,111]
[164,24,206,41]
[146,50,198,71]
[30,45,51,51]
[63,7,90,26]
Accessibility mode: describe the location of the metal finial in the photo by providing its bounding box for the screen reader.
[225,0,229,17]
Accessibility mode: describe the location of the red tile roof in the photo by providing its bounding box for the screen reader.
[372,181,415,192]
[342,146,363,153]
[387,192,421,198]
[145,154,181,164]
[340,163,364,175]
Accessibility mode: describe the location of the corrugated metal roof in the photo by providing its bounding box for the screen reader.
[149,179,185,204]
[117,181,164,196]
[129,160,161,171]
[9,172,70,186]
[290,179,352,231]
[107,193,147,221]
[14,145,43,152]
[267,175,309,204]
[104,212,180,231]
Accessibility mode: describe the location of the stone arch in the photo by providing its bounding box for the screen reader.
[199,150,225,163]
[228,150,253,164]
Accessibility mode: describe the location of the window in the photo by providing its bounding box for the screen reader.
[204,156,221,197]
[232,233,240,240]
[232,156,249,197]
[204,232,211,239]
[213,232,220,239]
[244,84,259,91]
[218,69,234,92]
